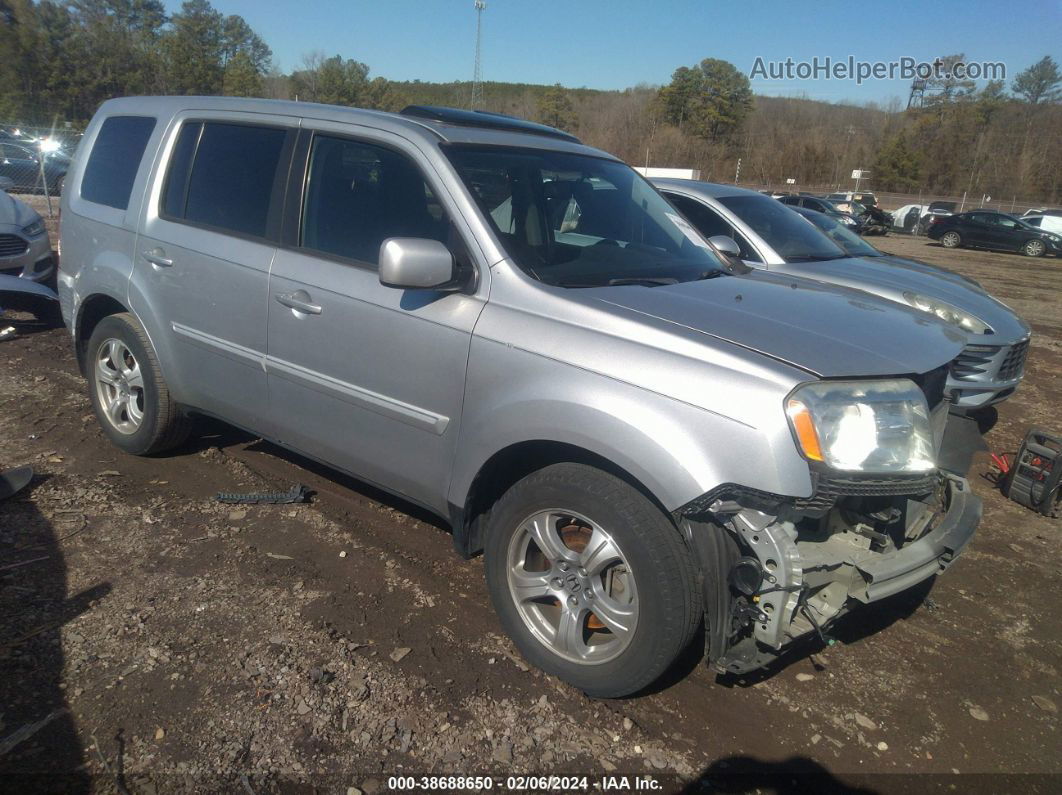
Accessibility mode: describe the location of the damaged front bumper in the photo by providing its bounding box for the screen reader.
[686,472,981,675]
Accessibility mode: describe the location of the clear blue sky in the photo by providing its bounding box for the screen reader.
[167,0,1061,104]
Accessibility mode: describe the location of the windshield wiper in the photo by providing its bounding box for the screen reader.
[785,254,847,263]
[607,276,679,287]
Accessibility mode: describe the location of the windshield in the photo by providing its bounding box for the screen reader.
[716,194,847,262]
[444,146,727,287]
[797,208,881,257]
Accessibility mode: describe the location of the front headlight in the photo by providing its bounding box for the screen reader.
[902,291,991,334]
[21,219,45,238]
[786,379,935,473]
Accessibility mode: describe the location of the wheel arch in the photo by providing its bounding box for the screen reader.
[449,433,701,560]
[74,293,130,374]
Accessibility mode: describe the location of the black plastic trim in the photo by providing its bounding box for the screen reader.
[401,105,582,144]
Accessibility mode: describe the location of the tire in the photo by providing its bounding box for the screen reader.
[85,312,192,455]
[940,230,962,249]
[484,463,700,698]
[1022,239,1046,258]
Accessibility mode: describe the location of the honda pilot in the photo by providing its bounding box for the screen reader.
[59,98,981,696]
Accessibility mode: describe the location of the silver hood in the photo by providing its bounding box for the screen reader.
[0,190,41,229]
[587,270,967,378]
[781,256,1030,340]
[869,253,981,289]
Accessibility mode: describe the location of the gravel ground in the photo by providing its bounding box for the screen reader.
[0,230,1060,793]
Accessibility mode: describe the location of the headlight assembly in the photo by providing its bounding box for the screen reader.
[902,291,991,334]
[21,219,45,238]
[786,379,935,474]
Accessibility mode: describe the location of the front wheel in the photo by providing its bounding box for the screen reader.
[940,230,962,248]
[484,463,700,697]
[1022,239,1046,258]
[86,313,192,455]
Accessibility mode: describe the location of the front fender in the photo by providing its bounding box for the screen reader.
[449,337,814,515]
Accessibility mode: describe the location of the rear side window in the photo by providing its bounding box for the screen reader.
[81,116,156,209]
[162,121,287,239]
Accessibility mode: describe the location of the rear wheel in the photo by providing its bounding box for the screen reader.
[1022,239,1046,258]
[484,463,700,697]
[86,313,192,455]
[940,230,962,248]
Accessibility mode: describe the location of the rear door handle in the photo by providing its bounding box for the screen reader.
[275,291,322,315]
[142,248,173,268]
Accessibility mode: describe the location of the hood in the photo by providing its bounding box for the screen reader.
[779,256,1030,341]
[871,253,982,289]
[0,190,41,229]
[584,270,966,378]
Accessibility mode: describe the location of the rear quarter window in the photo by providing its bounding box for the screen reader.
[81,116,157,209]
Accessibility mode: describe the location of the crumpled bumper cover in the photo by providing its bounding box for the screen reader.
[850,475,981,603]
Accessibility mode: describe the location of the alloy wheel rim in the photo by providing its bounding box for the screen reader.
[943,232,959,247]
[94,338,145,434]
[506,509,638,665]
[1027,241,1044,256]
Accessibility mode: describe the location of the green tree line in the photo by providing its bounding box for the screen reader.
[3,1,1059,202]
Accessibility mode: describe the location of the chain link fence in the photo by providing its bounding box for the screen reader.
[1,123,84,218]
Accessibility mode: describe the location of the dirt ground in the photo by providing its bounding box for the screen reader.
[1,231,1060,793]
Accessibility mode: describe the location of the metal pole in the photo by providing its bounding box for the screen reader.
[734,157,741,184]
[38,151,52,217]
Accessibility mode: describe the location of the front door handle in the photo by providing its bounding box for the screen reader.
[275,291,322,315]
[142,248,173,268]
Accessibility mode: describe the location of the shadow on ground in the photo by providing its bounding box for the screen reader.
[683,755,878,794]
[0,474,110,792]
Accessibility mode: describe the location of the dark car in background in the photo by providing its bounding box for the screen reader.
[777,194,864,233]
[917,200,958,234]
[928,210,1062,258]
[0,140,70,195]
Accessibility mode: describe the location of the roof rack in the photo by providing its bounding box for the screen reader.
[399,105,581,144]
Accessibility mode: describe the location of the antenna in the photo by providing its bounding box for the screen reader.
[471,0,486,109]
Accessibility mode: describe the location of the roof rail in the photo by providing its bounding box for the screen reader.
[399,105,581,144]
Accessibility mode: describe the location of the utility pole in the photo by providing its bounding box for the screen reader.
[471,0,486,110]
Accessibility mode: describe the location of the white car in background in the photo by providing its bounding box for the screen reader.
[0,189,54,282]
[1022,214,1062,235]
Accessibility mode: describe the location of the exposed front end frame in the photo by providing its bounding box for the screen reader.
[682,473,981,675]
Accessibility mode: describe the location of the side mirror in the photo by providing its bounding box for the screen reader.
[378,238,460,291]
[708,235,741,258]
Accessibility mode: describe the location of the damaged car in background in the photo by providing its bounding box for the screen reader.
[656,180,1031,411]
[0,188,55,283]
[61,98,982,696]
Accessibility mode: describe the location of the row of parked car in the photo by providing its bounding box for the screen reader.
[6,99,1039,697]
[762,189,1062,260]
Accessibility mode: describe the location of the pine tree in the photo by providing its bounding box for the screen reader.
[1012,56,1062,104]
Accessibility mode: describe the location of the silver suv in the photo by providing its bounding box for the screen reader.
[59,98,981,697]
